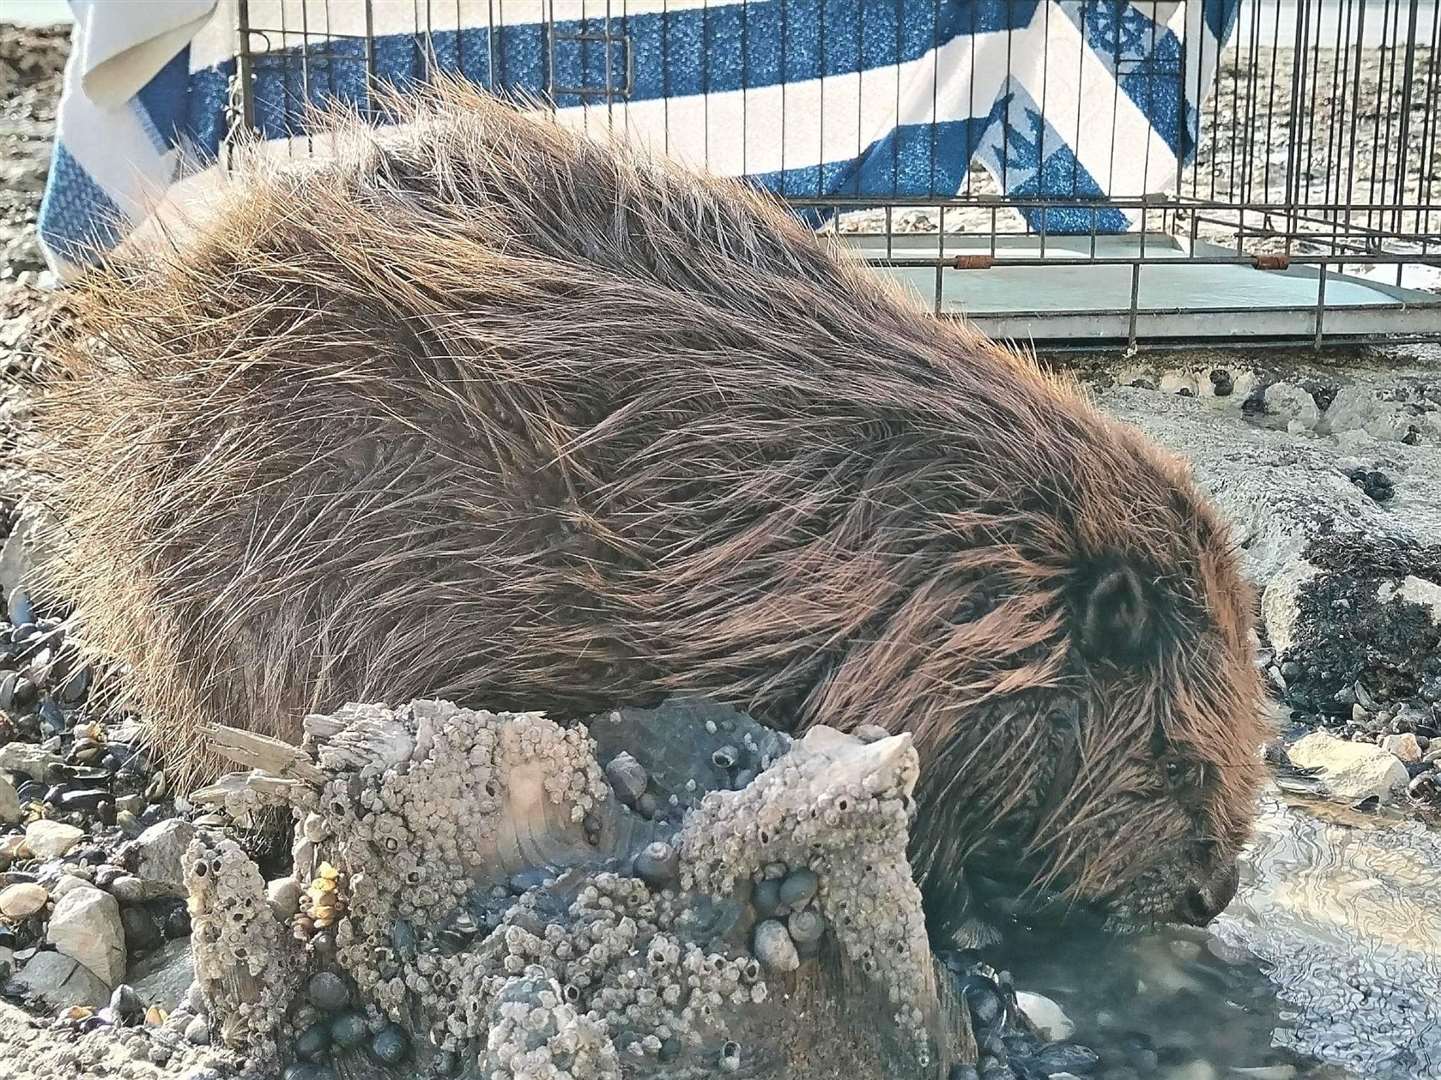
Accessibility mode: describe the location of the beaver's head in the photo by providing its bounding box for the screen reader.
[799,384,1267,942]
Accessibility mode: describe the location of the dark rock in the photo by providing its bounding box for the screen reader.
[36,698,64,738]
[46,763,109,785]
[121,906,162,953]
[296,1020,331,1061]
[127,938,194,1010]
[632,841,679,888]
[108,983,144,1023]
[752,878,782,919]
[1019,1041,1101,1075]
[960,973,1006,1030]
[1347,467,1395,503]
[390,920,416,960]
[162,902,191,938]
[307,971,350,1012]
[1209,368,1234,396]
[15,781,43,803]
[778,868,819,909]
[52,787,111,814]
[330,1010,368,1047]
[370,1023,408,1065]
[603,752,648,807]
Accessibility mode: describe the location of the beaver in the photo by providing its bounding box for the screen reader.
[26,79,1265,940]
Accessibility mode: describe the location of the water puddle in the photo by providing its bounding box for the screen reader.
[1000,791,1441,1080]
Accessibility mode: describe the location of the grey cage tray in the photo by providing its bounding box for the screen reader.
[847,233,1441,349]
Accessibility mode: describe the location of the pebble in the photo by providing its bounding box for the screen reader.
[107,874,151,905]
[603,752,648,807]
[329,1009,368,1047]
[752,919,799,973]
[0,776,20,824]
[23,819,84,859]
[752,878,783,919]
[0,674,37,711]
[184,1015,210,1044]
[0,881,48,917]
[1023,1042,1100,1074]
[632,841,679,888]
[778,867,819,909]
[1015,990,1076,1041]
[1382,732,1423,763]
[36,698,64,738]
[51,874,90,901]
[108,983,144,1023]
[52,787,109,814]
[306,970,350,1011]
[296,1020,331,1060]
[961,974,1006,1029]
[267,876,302,918]
[370,1023,409,1064]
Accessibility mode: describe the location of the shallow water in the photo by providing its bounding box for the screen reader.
[1002,791,1441,1080]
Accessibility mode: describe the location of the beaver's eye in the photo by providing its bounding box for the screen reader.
[1163,758,1201,789]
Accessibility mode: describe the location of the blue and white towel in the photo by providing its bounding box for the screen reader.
[39,0,1240,279]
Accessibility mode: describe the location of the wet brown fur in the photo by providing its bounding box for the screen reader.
[26,80,1266,930]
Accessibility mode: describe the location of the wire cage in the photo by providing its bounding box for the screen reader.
[227,0,1441,350]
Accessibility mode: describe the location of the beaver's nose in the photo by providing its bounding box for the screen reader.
[1175,861,1240,926]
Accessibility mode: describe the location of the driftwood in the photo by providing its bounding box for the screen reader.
[187,698,974,1079]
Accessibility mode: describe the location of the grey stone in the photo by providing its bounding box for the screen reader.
[0,513,54,625]
[1259,383,1321,432]
[1289,732,1410,803]
[12,949,109,1009]
[107,874,155,905]
[47,884,126,986]
[603,752,648,807]
[1261,559,1319,656]
[49,874,90,901]
[266,876,302,919]
[0,775,20,824]
[132,819,197,897]
[23,819,83,860]
[128,938,195,1011]
[1382,732,1423,764]
[0,742,61,783]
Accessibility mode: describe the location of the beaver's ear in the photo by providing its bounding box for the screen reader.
[1073,560,1156,664]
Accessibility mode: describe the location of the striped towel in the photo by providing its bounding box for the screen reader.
[38,0,1240,279]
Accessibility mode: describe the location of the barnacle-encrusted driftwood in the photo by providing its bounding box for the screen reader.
[188,699,973,1079]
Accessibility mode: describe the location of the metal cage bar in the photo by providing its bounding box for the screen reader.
[229,0,1441,349]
